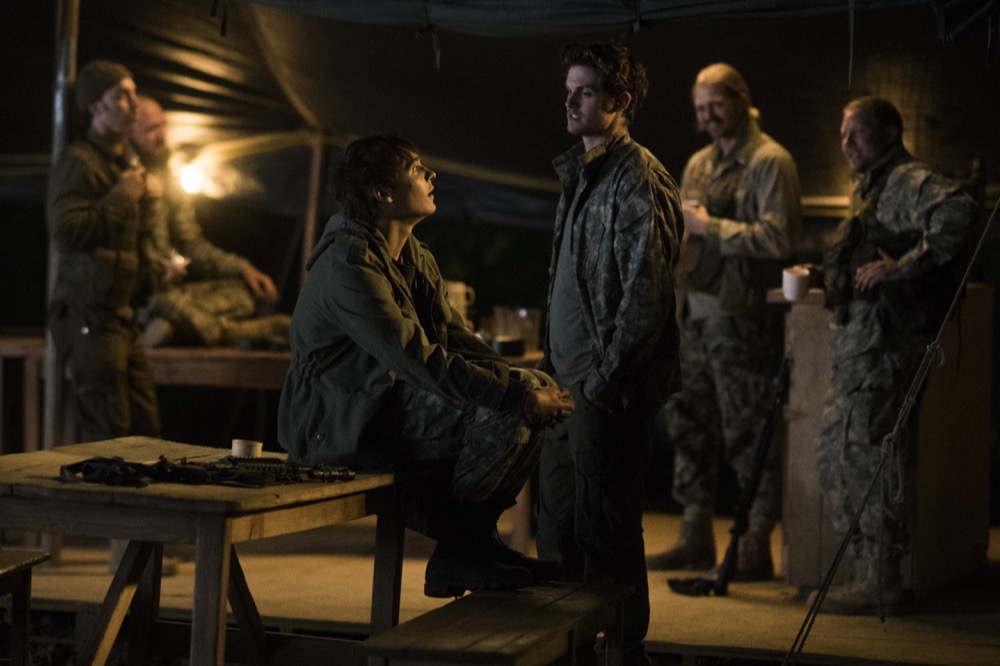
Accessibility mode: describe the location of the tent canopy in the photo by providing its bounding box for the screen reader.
[3,0,997,224]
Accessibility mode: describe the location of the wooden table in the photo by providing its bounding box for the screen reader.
[0,437,403,665]
[0,337,291,454]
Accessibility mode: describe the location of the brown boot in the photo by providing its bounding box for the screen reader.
[732,530,774,581]
[816,552,904,615]
[646,506,715,570]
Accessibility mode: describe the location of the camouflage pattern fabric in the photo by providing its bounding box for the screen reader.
[543,129,682,410]
[145,277,256,345]
[817,148,975,556]
[817,301,920,556]
[384,367,553,504]
[665,315,779,521]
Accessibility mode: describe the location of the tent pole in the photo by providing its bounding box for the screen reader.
[44,0,80,454]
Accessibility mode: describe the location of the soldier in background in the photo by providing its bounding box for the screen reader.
[48,59,160,443]
[814,96,975,614]
[130,95,289,348]
[647,63,801,581]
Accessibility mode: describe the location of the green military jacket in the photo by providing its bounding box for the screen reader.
[278,214,527,468]
[48,129,144,318]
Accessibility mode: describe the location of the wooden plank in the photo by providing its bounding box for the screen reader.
[364,583,631,665]
[145,347,289,390]
[0,550,50,577]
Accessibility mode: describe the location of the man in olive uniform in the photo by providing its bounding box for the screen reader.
[815,96,975,614]
[48,59,160,442]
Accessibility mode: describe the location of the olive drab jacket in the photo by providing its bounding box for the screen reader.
[277,214,527,468]
[48,129,145,319]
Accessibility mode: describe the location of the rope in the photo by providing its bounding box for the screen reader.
[783,192,999,665]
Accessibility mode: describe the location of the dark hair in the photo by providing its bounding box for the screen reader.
[331,134,419,223]
[561,43,648,122]
[844,96,904,137]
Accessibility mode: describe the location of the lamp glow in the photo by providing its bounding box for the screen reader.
[179,164,206,194]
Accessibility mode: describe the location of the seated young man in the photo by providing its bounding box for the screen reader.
[277,134,574,596]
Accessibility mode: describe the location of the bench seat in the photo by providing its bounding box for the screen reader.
[364,581,632,666]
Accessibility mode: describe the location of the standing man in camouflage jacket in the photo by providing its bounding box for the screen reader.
[814,97,975,614]
[536,42,682,665]
[646,63,801,581]
[48,59,160,442]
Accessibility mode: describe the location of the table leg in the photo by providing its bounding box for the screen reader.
[78,541,154,665]
[191,515,233,666]
[127,542,164,666]
[370,485,404,633]
[227,546,267,663]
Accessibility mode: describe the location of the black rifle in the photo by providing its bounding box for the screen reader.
[668,355,790,597]
[61,454,355,488]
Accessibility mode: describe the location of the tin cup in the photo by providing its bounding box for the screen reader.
[231,439,263,458]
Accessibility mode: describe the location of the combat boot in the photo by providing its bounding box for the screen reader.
[646,506,715,570]
[816,553,903,615]
[488,530,564,583]
[732,513,775,581]
[143,317,174,348]
[424,538,533,598]
[732,530,774,581]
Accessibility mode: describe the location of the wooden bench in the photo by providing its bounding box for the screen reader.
[0,549,50,665]
[363,582,632,666]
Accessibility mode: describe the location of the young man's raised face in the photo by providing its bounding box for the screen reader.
[381,155,437,222]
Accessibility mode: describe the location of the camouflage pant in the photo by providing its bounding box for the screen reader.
[146,278,255,345]
[383,366,553,506]
[665,314,779,523]
[817,301,922,556]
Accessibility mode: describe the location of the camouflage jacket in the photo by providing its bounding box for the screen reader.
[277,213,527,467]
[824,145,975,337]
[47,129,144,317]
[140,164,246,294]
[543,130,683,409]
[677,118,801,318]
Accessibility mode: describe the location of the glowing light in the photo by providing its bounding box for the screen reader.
[179,164,206,194]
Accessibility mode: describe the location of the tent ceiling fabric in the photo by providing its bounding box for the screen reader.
[244,0,928,36]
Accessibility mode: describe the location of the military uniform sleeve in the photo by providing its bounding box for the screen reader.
[167,182,248,278]
[48,146,139,252]
[709,145,801,260]
[884,165,975,279]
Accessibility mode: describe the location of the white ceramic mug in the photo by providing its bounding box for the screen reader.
[445,281,476,322]
[232,439,263,458]
[782,265,810,302]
